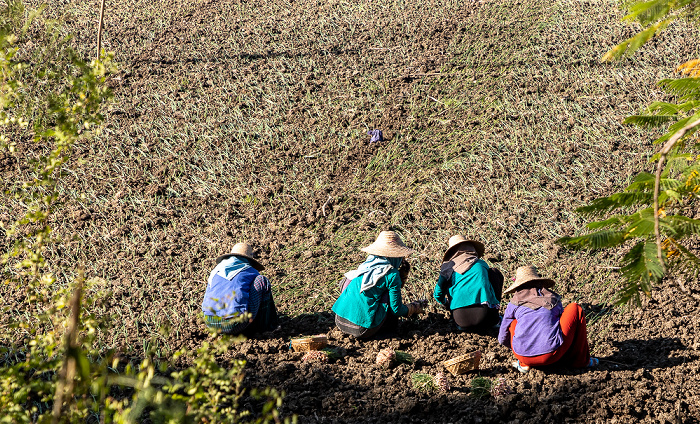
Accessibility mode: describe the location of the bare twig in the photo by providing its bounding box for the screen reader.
[409,73,452,77]
[321,196,333,217]
[96,0,106,60]
[653,116,700,266]
[428,96,446,106]
[279,194,301,206]
[52,270,84,424]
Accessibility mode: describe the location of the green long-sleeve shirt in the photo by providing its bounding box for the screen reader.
[332,270,408,329]
[433,259,499,310]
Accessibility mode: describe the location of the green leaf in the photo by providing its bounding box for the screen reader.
[623,0,670,26]
[558,229,626,250]
[676,100,700,113]
[616,241,665,305]
[663,215,700,238]
[624,114,674,128]
[586,214,631,230]
[76,349,91,381]
[659,78,700,99]
[654,111,700,144]
[602,20,670,61]
[646,101,682,115]
[665,189,682,201]
[575,191,653,216]
[669,241,700,275]
[623,209,656,238]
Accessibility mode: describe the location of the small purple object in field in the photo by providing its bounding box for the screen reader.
[367,129,384,143]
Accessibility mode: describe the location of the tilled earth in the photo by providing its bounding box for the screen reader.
[234,281,700,423]
[2,0,700,421]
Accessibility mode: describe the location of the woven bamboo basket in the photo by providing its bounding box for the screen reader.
[290,335,328,352]
[442,350,482,376]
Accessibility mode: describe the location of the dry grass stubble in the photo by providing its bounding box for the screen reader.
[1,0,697,358]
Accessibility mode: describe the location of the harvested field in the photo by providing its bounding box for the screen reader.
[2,0,700,421]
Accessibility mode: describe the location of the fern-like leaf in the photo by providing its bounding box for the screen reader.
[575,192,653,215]
[623,0,670,26]
[586,214,631,230]
[653,112,700,144]
[573,173,683,216]
[658,78,700,99]
[601,20,670,61]
[624,114,674,128]
[668,240,700,277]
[616,241,665,305]
[558,229,626,250]
[676,100,700,113]
[646,101,683,115]
[623,209,656,238]
[663,215,700,238]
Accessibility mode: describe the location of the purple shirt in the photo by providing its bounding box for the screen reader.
[497,302,564,356]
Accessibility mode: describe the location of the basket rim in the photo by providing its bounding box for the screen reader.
[442,351,481,366]
[291,334,328,343]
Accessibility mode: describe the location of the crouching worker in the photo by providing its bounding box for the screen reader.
[434,236,503,331]
[332,231,425,339]
[498,265,598,373]
[202,242,279,336]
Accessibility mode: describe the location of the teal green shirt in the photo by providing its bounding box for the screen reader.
[433,259,499,310]
[332,270,409,329]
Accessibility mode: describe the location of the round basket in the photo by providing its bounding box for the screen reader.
[442,350,482,376]
[290,335,328,352]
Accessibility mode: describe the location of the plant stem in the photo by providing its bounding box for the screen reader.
[653,116,700,266]
[51,271,84,424]
[96,0,106,60]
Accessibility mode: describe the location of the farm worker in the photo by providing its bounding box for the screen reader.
[332,230,426,339]
[433,235,503,330]
[498,265,599,372]
[202,242,279,336]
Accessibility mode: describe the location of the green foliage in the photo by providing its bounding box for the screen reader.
[601,0,700,61]
[395,351,414,365]
[320,348,341,360]
[469,377,493,399]
[561,0,700,305]
[0,1,291,422]
[410,373,437,392]
[0,0,113,293]
[560,172,700,304]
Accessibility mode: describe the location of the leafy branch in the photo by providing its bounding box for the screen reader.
[654,116,700,264]
[560,0,700,305]
[601,0,700,62]
[0,1,293,422]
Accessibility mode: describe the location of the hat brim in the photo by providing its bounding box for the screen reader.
[361,244,414,258]
[503,277,555,295]
[442,240,485,262]
[215,253,265,272]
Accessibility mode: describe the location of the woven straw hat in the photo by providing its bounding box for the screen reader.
[503,265,555,295]
[215,242,265,271]
[442,235,485,262]
[361,231,414,258]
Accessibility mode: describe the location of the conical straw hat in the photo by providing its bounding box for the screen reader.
[215,242,265,271]
[361,231,414,258]
[442,235,485,262]
[503,265,555,295]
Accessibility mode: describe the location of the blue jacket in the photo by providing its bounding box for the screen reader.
[202,266,259,317]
